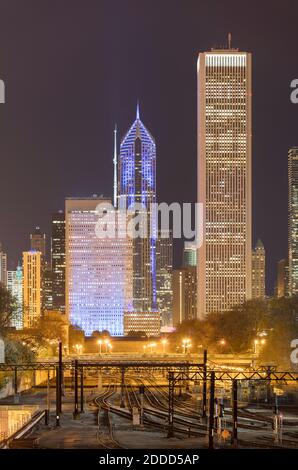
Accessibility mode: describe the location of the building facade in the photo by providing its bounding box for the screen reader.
[276,258,289,298]
[288,147,298,296]
[197,45,252,317]
[30,227,46,258]
[119,105,157,314]
[51,211,65,312]
[123,311,160,337]
[173,267,197,326]
[0,243,7,287]
[42,261,53,310]
[183,242,197,267]
[251,239,265,299]
[23,251,42,328]
[156,230,173,327]
[7,265,23,329]
[65,197,133,336]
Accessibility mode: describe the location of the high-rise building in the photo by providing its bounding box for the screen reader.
[7,264,23,329]
[173,267,197,326]
[156,230,173,327]
[197,41,252,317]
[288,147,298,296]
[0,243,7,287]
[276,258,289,298]
[119,105,157,314]
[51,211,65,312]
[183,242,197,267]
[65,196,133,336]
[251,239,265,299]
[43,261,53,310]
[30,227,46,258]
[23,251,42,328]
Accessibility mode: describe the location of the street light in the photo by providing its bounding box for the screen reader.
[75,343,82,355]
[98,339,103,355]
[104,338,109,353]
[161,338,168,354]
[149,342,156,354]
[182,338,191,354]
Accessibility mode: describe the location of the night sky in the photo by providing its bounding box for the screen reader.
[0,0,297,294]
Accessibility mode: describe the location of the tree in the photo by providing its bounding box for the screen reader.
[0,283,18,334]
[171,297,298,368]
[0,283,35,362]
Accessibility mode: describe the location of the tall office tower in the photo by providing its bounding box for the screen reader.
[183,242,197,267]
[0,243,7,286]
[66,196,133,336]
[288,147,298,296]
[156,230,173,328]
[42,261,53,310]
[251,239,266,299]
[7,264,23,329]
[173,267,197,326]
[51,211,65,312]
[276,258,289,298]
[197,42,252,317]
[23,251,42,328]
[119,105,159,332]
[30,227,46,258]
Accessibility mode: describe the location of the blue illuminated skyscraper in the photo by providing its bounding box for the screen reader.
[119,104,157,314]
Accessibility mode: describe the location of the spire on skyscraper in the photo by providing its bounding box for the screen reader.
[136,101,140,120]
[113,123,117,208]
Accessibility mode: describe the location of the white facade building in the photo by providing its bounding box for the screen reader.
[197,46,252,317]
[7,265,23,329]
[65,196,133,336]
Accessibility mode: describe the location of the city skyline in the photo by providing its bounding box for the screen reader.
[0,1,298,295]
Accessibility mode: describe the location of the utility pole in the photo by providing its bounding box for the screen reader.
[55,366,60,427]
[80,366,84,413]
[58,342,63,412]
[202,349,207,420]
[139,385,145,428]
[231,379,238,448]
[73,359,79,418]
[167,371,175,438]
[208,371,215,449]
[120,367,125,408]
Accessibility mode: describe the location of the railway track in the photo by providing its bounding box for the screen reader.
[91,372,298,448]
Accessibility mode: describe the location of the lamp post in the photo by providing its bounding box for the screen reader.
[182,338,191,354]
[161,338,168,354]
[98,339,103,356]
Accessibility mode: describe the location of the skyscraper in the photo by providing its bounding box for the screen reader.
[288,147,298,296]
[173,267,197,326]
[0,243,7,287]
[197,42,252,317]
[119,105,157,315]
[251,239,266,299]
[23,251,42,328]
[7,264,23,329]
[42,262,53,310]
[51,211,65,312]
[65,196,133,336]
[156,229,173,327]
[183,242,197,267]
[30,227,46,258]
[276,258,289,298]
